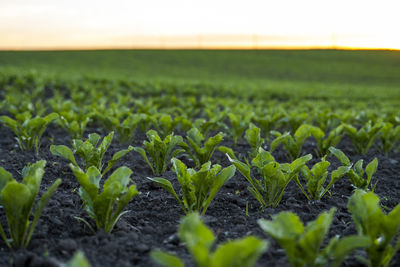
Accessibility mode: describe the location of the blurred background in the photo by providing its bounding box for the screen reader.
[1,0,399,50]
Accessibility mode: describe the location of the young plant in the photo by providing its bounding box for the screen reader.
[251,111,285,139]
[227,112,252,145]
[193,108,226,137]
[0,112,59,154]
[151,212,268,267]
[115,113,143,143]
[58,110,93,139]
[295,159,351,200]
[133,130,185,175]
[228,148,312,209]
[314,125,344,157]
[148,158,235,215]
[70,165,138,233]
[245,123,264,159]
[379,122,400,155]
[51,131,133,176]
[258,208,371,267]
[0,160,61,248]
[348,190,400,267]
[343,121,384,154]
[329,147,378,190]
[184,128,224,168]
[270,124,321,160]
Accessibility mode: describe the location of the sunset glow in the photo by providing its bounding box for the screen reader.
[1,0,400,50]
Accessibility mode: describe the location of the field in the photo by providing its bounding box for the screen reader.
[0,49,399,266]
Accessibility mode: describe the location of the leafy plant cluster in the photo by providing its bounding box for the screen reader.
[1,75,400,157]
[0,74,399,266]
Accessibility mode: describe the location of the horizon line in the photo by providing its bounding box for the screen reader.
[1,46,400,52]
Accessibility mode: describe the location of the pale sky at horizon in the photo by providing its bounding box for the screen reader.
[1,0,400,49]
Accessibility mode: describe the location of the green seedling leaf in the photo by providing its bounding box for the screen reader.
[67,251,92,267]
[147,177,184,211]
[329,147,351,166]
[321,235,372,267]
[348,190,400,267]
[50,145,78,166]
[25,178,61,247]
[151,213,267,267]
[102,145,133,175]
[218,146,238,161]
[212,236,268,267]
[151,251,184,267]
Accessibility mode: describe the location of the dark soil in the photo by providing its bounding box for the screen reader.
[0,125,399,267]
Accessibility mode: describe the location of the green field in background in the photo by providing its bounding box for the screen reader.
[1,49,400,99]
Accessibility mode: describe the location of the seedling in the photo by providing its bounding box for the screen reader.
[151,212,268,267]
[270,124,321,160]
[229,148,312,209]
[148,158,235,215]
[348,190,400,267]
[245,123,264,159]
[343,121,384,155]
[0,112,58,154]
[70,165,138,233]
[133,130,185,175]
[295,158,351,200]
[259,208,371,267]
[0,160,61,248]
[51,131,133,176]
[329,147,378,190]
[183,128,224,168]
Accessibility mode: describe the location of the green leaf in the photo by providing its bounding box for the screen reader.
[67,251,92,267]
[102,145,133,175]
[25,178,61,247]
[151,251,184,267]
[329,147,351,166]
[270,131,289,153]
[1,181,32,247]
[327,235,372,267]
[133,146,155,174]
[202,165,236,214]
[178,213,215,266]
[0,116,18,134]
[147,177,185,212]
[0,167,13,201]
[218,146,238,161]
[50,145,78,166]
[103,166,132,189]
[365,157,378,190]
[212,236,268,267]
[258,212,304,240]
[70,165,100,201]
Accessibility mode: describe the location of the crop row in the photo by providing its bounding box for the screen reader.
[1,76,400,159]
[0,128,397,265]
[1,110,399,159]
[0,154,398,266]
[1,74,399,266]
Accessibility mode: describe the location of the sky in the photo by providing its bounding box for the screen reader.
[1,0,400,50]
